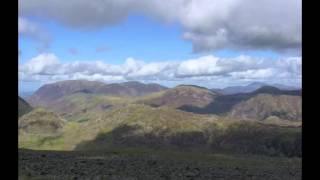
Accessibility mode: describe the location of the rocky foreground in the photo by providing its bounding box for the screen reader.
[19,149,301,180]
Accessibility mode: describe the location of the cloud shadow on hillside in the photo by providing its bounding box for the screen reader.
[178,93,252,115]
[178,89,302,115]
[74,123,301,157]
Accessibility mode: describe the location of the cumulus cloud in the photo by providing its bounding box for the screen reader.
[180,0,301,52]
[19,53,59,75]
[18,17,51,50]
[19,53,301,87]
[18,0,301,53]
[175,55,265,77]
[19,17,39,37]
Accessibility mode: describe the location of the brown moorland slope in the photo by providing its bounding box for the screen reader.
[138,85,219,108]
[28,80,168,108]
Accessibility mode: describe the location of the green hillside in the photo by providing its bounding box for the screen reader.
[19,104,301,157]
[19,108,66,150]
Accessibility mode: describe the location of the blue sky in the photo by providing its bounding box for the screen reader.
[20,15,191,64]
[18,0,301,93]
[19,15,280,64]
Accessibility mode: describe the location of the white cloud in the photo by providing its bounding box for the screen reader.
[19,17,38,35]
[276,57,301,75]
[175,55,267,77]
[19,53,301,87]
[230,68,275,79]
[19,53,59,75]
[18,0,301,53]
[129,62,176,78]
[18,17,51,50]
[176,56,221,77]
[184,0,301,52]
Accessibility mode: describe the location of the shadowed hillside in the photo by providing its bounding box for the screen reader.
[178,86,301,121]
[251,86,301,96]
[212,82,300,95]
[75,121,301,157]
[18,96,33,117]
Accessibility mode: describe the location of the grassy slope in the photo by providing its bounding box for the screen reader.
[19,104,301,157]
[19,104,212,150]
[19,108,66,150]
[136,85,217,108]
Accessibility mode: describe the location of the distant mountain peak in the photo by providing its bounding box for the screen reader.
[211,82,299,95]
[122,81,143,85]
[253,86,281,94]
[176,84,209,90]
[247,82,267,87]
[252,86,301,96]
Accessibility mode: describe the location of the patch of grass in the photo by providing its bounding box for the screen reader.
[77,118,89,123]
[19,134,65,151]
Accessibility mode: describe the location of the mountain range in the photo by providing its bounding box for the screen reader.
[211,82,300,95]
[140,85,301,121]
[18,80,302,157]
[27,80,167,107]
[20,81,299,100]
[24,80,302,121]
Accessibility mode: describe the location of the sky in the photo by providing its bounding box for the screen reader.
[18,0,301,93]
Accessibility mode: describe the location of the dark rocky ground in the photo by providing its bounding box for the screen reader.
[19,149,301,180]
